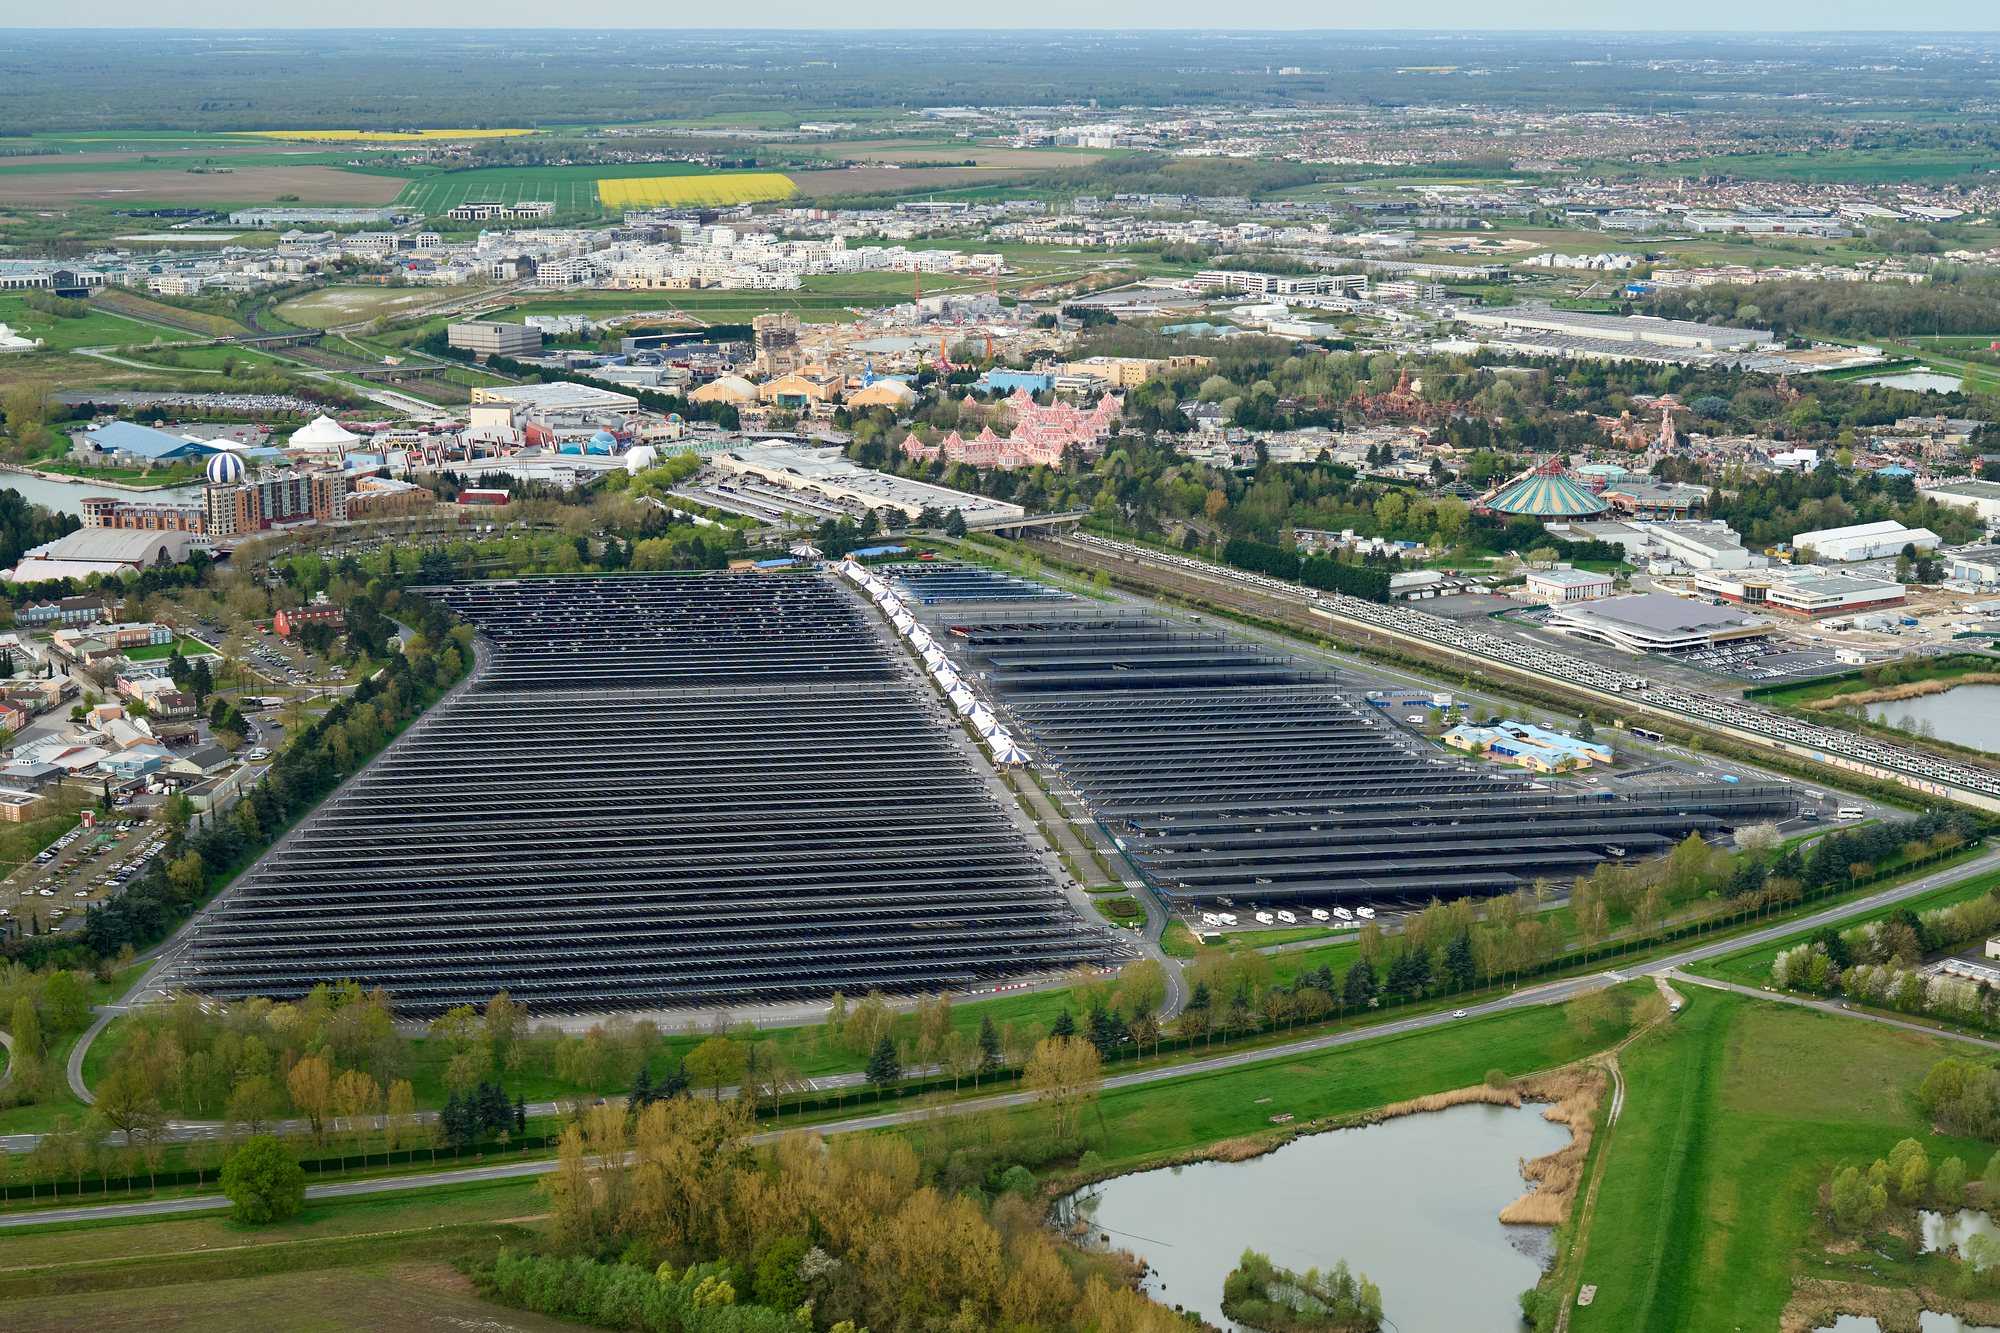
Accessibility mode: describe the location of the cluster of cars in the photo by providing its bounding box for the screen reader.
[1198,905,1376,928]
[1069,533,2000,803]
[6,823,155,926]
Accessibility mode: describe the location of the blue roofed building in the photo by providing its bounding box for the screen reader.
[73,421,224,469]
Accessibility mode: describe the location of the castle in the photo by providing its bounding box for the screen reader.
[902,388,1121,470]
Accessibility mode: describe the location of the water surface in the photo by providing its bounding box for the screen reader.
[1879,686,2000,755]
[1854,371,1963,393]
[0,471,204,517]
[1068,1101,1568,1333]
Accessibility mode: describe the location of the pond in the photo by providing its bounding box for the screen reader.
[1873,686,2000,756]
[1922,1208,2000,1263]
[1854,371,1964,393]
[1064,1101,1570,1333]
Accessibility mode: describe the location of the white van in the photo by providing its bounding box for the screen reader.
[1310,908,1330,922]
[1356,907,1376,920]
[1255,911,1275,925]
[1332,906,1355,921]
[1218,913,1238,926]
[1276,910,1297,925]
[1837,808,1865,820]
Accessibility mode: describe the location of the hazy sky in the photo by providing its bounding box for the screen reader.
[12,8,2000,29]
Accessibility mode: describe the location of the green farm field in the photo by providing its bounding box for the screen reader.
[390,162,748,217]
[1568,989,1996,1333]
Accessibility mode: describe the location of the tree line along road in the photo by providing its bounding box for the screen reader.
[6,841,1993,1230]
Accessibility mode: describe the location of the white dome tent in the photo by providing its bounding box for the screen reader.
[288,414,362,461]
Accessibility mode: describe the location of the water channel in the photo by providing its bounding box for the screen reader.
[1817,1316,2000,1332]
[1064,1102,1569,1333]
[1871,686,2000,756]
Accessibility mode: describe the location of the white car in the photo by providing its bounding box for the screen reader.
[1452,1010,1468,1019]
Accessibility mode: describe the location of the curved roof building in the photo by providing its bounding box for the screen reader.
[1486,470,1610,519]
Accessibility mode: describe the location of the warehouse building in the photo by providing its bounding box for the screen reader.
[1789,519,1940,563]
[1457,308,1771,350]
[1544,592,1773,654]
[1694,570,1906,616]
[1920,480,2000,524]
[1525,566,1616,603]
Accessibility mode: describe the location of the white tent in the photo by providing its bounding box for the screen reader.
[934,668,961,691]
[986,728,1015,749]
[891,612,915,633]
[789,542,823,558]
[947,688,975,712]
[289,413,362,459]
[992,743,1031,766]
[972,714,1003,738]
[908,627,935,651]
[922,649,946,671]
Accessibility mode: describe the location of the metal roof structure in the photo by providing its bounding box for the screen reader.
[178,572,1104,1013]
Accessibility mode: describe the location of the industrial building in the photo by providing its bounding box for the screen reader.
[1789,519,1940,563]
[177,574,1103,1011]
[1457,308,1771,350]
[448,320,544,358]
[1920,480,2000,524]
[1525,567,1616,602]
[1695,570,1906,616]
[1544,593,1774,655]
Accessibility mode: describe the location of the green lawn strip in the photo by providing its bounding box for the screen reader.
[1091,981,1649,1168]
[0,1214,543,1303]
[122,637,214,661]
[0,1173,543,1254]
[1688,864,2000,989]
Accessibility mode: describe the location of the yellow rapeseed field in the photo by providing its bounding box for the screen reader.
[236,129,537,142]
[597,173,799,209]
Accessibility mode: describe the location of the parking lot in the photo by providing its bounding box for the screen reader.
[3,822,166,934]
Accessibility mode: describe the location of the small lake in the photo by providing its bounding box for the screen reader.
[1854,371,1964,393]
[1065,1102,1570,1333]
[0,471,204,518]
[1876,686,2000,755]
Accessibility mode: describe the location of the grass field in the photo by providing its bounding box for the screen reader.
[1570,990,1995,1332]
[0,294,179,352]
[1092,980,1648,1167]
[272,287,448,329]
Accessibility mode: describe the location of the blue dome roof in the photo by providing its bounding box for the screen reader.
[205,452,246,485]
[1488,472,1608,518]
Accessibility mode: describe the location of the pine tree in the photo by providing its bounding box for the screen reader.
[1087,1006,1122,1056]
[630,1065,655,1108]
[1343,959,1377,1007]
[864,1034,901,1091]
[658,1056,689,1100]
[1190,981,1212,1011]
[1051,1008,1076,1039]
[514,1093,527,1135]
[1443,933,1476,991]
[943,508,967,538]
[976,1012,1000,1069]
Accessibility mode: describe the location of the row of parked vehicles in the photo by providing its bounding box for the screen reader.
[1199,905,1377,928]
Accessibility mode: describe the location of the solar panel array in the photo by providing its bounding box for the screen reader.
[179,573,1103,1013]
[879,559,1075,605]
[951,608,1794,908]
